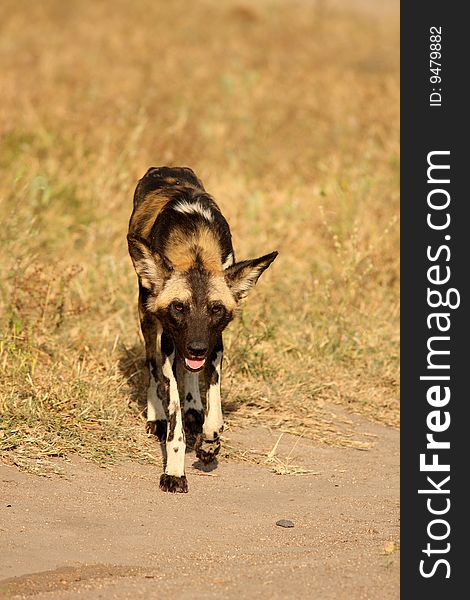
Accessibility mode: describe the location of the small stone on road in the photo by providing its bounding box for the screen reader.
[276,519,294,528]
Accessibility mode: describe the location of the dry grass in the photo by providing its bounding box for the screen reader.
[221,433,321,476]
[0,0,399,471]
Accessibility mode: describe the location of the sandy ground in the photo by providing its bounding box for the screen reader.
[0,418,399,599]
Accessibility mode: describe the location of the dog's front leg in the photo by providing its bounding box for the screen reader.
[195,336,223,464]
[159,333,188,493]
[138,284,167,441]
[183,370,204,437]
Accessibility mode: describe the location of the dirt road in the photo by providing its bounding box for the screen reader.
[1,420,399,599]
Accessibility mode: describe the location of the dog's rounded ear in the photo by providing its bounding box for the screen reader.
[127,234,173,293]
[224,251,278,301]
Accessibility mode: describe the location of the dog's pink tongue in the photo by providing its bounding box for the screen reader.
[185,357,206,370]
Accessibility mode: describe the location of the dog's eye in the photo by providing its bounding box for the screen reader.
[172,302,185,312]
[211,303,224,315]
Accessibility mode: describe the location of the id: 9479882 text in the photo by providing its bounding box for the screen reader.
[429,26,442,107]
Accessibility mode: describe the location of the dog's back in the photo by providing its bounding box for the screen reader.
[129,166,234,272]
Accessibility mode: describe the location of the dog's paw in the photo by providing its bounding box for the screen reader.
[194,434,221,464]
[159,473,188,493]
[184,408,204,436]
[146,420,167,442]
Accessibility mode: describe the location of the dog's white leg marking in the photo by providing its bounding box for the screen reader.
[147,330,166,423]
[161,352,186,478]
[183,371,204,436]
[183,371,203,413]
[195,349,223,464]
[204,350,223,440]
[142,318,167,438]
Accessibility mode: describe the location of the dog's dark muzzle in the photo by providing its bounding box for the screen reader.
[184,341,208,372]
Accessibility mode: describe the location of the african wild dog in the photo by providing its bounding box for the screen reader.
[127,166,277,493]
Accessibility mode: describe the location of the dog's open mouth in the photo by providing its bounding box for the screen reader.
[184,357,206,372]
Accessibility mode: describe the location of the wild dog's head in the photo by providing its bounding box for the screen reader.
[127,234,277,372]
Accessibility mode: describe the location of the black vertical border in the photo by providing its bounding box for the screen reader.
[401,2,466,596]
